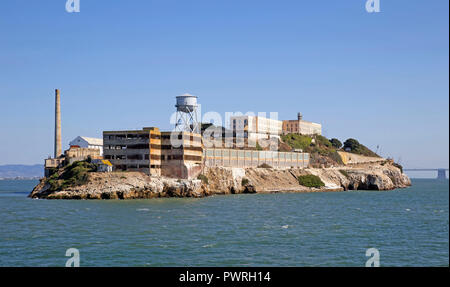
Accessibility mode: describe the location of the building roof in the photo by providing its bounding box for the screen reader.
[92,159,112,166]
[101,160,112,166]
[79,136,103,146]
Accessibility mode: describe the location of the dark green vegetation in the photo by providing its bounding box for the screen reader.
[47,161,96,191]
[280,134,380,167]
[241,178,249,186]
[197,174,209,184]
[330,138,342,149]
[257,163,272,169]
[297,174,325,188]
[343,138,379,157]
[255,142,263,151]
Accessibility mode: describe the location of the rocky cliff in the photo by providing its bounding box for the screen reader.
[29,162,411,199]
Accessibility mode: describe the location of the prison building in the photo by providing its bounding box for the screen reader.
[103,127,161,176]
[229,115,283,142]
[160,131,203,179]
[204,148,309,169]
[282,113,322,136]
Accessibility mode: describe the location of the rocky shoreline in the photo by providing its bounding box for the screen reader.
[29,162,411,200]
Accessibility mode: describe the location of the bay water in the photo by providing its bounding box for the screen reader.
[0,179,448,266]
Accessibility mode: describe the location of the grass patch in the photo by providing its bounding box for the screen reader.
[280,134,312,150]
[297,174,325,188]
[257,163,272,169]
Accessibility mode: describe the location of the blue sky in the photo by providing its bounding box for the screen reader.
[0,0,448,173]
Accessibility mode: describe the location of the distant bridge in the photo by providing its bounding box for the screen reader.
[403,169,449,180]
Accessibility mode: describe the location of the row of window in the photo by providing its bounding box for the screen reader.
[160,155,202,162]
[105,154,149,160]
[104,133,161,140]
[104,144,163,150]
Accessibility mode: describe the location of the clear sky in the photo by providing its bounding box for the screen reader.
[0,0,448,173]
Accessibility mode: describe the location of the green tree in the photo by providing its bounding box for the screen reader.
[330,138,342,149]
[343,138,360,151]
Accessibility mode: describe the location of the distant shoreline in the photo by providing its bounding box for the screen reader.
[0,177,40,181]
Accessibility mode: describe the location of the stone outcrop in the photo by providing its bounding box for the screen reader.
[29,172,206,199]
[29,162,411,199]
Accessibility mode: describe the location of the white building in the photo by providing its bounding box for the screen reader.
[69,136,103,155]
[229,115,282,141]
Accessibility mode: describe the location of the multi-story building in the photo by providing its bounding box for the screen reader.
[103,127,161,176]
[160,131,203,179]
[229,115,282,142]
[103,128,203,179]
[282,113,322,136]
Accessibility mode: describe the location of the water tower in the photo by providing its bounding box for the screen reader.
[175,94,200,134]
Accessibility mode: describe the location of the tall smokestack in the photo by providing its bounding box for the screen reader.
[54,89,62,158]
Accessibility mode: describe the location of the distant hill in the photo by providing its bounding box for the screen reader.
[0,164,43,178]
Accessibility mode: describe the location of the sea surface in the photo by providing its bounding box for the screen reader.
[0,179,448,267]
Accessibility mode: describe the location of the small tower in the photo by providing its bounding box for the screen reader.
[174,94,200,134]
[297,112,303,121]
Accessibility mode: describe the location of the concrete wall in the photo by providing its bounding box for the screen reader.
[204,148,309,168]
[337,151,384,165]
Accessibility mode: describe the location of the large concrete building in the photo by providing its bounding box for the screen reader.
[282,113,322,136]
[160,131,203,178]
[103,127,162,176]
[103,128,203,179]
[229,115,282,142]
